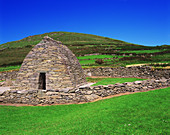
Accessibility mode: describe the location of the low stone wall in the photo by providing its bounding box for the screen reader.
[0,78,169,105]
[84,66,170,79]
[1,66,170,81]
[0,70,18,81]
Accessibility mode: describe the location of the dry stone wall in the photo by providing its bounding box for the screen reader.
[0,78,169,105]
[84,66,170,79]
[0,65,170,105]
[0,70,18,81]
[0,66,170,82]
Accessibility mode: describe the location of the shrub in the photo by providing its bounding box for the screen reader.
[95,59,104,64]
[25,45,33,48]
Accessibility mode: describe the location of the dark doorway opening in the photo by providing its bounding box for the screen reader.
[38,73,46,90]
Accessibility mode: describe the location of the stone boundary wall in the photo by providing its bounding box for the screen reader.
[84,66,170,79]
[0,70,18,81]
[0,66,170,81]
[0,78,169,105]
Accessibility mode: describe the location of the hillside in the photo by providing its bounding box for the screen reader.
[0,32,141,49]
[0,32,170,68]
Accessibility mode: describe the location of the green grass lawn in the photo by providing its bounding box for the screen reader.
[0,87,169,134]
[86,77,146,86]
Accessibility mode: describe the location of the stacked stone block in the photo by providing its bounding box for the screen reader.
[12,36,86,91]
[1,78,169,105]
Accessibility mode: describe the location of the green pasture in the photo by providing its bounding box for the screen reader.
[78,55,132,66]
[119,49,167,54]
[79,59,96,65]
[0,87,169,134]
[0,65,21,72]
[87,77,146,86]
[77,55,128,60]
[0,52,170,72]
[77,55,114,60]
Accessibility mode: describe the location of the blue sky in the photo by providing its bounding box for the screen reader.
[0,0,169,46]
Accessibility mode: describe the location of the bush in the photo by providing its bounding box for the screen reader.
[25,45,33,48]
[95,59,104,64]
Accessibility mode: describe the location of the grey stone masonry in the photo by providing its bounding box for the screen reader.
[84,66,170,79]
[0,78,169,105]
[0,66,170,82]
[0,70,18,81]
[11,36,86,91]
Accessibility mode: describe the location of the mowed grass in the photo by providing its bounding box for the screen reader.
[0,87,169,134]
[86,77,146,86]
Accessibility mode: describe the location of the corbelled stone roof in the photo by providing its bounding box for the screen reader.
[12,37,86,91]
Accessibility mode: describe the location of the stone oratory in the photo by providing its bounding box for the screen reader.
[12,36,86,91]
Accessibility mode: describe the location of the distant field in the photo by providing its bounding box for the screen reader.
[77,55,128,60]
[78,53,170,67]
[77,55,114,60]
[87,77,146,86]
[119,49,167,54]
[0,52,170,71]
[0,87,169,134]
[79,59,96,65]
[0,32,169,69]
[152,53,170,61]
[0,65,21,72]
[78,55,132,66]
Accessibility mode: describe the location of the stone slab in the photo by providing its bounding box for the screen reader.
[0,87,10,94]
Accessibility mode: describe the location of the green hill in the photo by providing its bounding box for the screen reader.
[0,32,170,68]
[0,31,141,49]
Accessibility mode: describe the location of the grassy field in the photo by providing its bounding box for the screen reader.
[78,55,128,66]
[0,65,21,72]
[77,55,114,60]
[0,87,169,134]
[119,49,167,54]
[86,77,146,86]
[78,53,170,67]
[0,52,170,72]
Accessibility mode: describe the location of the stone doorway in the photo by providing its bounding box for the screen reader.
[38,73,46,90]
